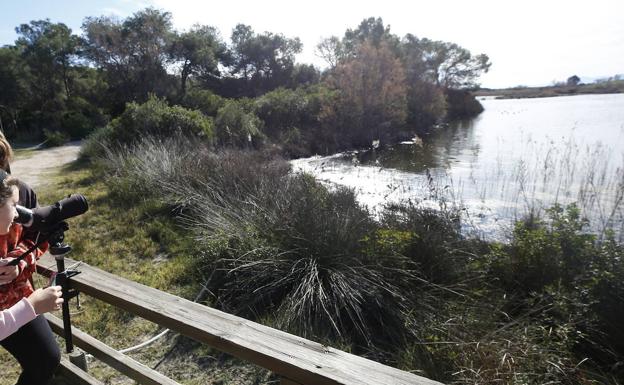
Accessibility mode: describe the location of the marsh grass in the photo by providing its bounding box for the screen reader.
[306,133,624,243]
[97,136,434,356]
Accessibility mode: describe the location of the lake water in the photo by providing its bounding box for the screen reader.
[291,93,624,241]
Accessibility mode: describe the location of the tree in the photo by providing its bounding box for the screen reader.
[317,18,399,69]
[170,25,229,100]
[82,8,174,110]
[0,47,28,135]
[15,20,80,100]
[316,36,344,69]
[417,38,491,89]
[215,100,263,146]
[399,34,446,127]
[567,75,581,86]
[326,40,407,147]
[341,17,399,55]
[230,24,302,95]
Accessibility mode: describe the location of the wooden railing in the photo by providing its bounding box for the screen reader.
[37,254,442,385]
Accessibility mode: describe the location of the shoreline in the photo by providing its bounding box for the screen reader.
[474,81,624,100]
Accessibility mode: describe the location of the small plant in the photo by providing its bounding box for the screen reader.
[42,129,69,147]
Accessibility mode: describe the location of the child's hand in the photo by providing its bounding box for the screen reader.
[0,258,19,285]
[27,286,64,315]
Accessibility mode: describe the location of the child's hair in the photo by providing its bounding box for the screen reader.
[0,175,19,204]
[0,133,13,172]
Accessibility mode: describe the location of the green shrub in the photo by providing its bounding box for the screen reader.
[62,110,91,139]
[191,173,419,351]
[42,129,69,147]
[488,204,595,298]
[254,88,309,138]
[380,203,468,284]
[214,100,263,147]
[109,95,214,144]
[79,125,113,161]
[180,87,225,116]
[100,136,419,351]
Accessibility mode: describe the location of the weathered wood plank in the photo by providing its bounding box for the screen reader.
[56,358,105,385]
[38,255,442,385]
[281,378,304,385]
[46,313,181,385]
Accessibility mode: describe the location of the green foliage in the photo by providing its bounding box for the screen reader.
[42,128,69,147]
[229,24,302,96]
[170,25,230,99]
[254,87,311,138]
[180,87,225,116]
[61,110,91,138]
[97,136,421,354]
[78,136,624,382]
[214,99,263,146]
[79,125,113,161]
[82,8,175,109]
[1,10,495,152]
[109,95,214,144]
[380,203,466,284]
[489,204,595,297]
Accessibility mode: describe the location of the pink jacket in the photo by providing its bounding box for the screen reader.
[0,297,36,341]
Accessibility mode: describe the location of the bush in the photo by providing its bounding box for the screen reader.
[445,89,484,119]
[42,129,69,147]
[189,173,420,352]
[98,136,420,352]
[180,87,225,116]
[380,203,466,284]
[62,110,91,139]
[214,100,263,147]
[109,95,214,144]
[488,204,595,298]
[254,88,310,138]
[79,125,113,161]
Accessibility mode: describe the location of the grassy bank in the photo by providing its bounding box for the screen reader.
[475,79,624,99]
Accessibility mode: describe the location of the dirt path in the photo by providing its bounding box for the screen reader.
[10,141,82,190]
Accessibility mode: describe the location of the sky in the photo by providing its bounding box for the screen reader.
[1,0,623,89]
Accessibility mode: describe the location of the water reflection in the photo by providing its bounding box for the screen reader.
[292,94,624,241]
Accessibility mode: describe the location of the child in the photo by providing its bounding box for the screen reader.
[0,286,63,341]
[0,175,60,385]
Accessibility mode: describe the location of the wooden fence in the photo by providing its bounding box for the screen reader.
[36,254,442,385]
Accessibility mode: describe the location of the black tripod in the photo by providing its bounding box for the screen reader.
[9,222,82,356]
[48,222,81,355]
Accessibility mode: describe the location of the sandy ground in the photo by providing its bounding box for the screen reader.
[10,141,82,190]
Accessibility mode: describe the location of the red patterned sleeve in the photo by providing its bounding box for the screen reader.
[6,225,49,278]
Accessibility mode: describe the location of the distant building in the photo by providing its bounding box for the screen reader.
[567,75,581,86]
